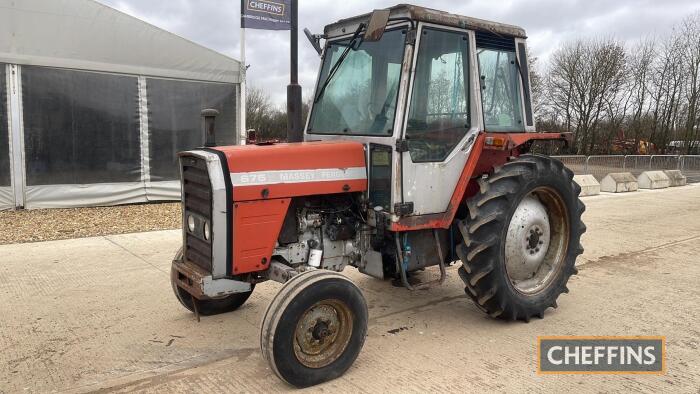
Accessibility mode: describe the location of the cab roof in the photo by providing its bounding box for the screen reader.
[324,4,527,39]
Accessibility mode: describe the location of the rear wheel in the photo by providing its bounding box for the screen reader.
[456,154,585,321]
[261,270,368,388]
[170,248,254,316]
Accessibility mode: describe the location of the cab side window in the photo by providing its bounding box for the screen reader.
[405,28,470,162]
[476,32,524,131]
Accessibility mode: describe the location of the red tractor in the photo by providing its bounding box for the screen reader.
[171,5,584,388]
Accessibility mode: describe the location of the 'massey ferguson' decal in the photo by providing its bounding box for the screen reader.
[230,167,367,186]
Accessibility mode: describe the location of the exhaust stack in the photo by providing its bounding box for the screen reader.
[201,108,220,147]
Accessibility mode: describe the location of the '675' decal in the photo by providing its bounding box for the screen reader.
[230,167,366,186]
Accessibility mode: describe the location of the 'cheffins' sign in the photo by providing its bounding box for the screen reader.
[241,0,291,30]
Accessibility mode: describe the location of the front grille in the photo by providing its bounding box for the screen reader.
[181,155,213,272]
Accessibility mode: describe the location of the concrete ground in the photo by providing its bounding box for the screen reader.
[1,185,699,393]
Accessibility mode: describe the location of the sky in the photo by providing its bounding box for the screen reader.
[97,0,700,106]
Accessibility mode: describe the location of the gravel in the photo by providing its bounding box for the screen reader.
[0,203,182,245]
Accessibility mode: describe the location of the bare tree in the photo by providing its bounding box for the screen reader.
[545,38,626,153]
[246,85,273,134]
[528,51,546,121]
[649,31,685,152]
[625,37,656,152]
[544,41,581,137]
[244,86,313,142]
[679,12,700,153]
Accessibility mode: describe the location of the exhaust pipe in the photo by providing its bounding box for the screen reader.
[201,108,220,147]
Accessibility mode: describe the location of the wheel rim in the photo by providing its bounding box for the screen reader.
[293,299,354,369]
[504,187,570,294]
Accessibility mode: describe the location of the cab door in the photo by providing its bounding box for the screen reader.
[400,25,480,216]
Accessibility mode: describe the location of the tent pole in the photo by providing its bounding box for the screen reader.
[239,26,247,146]
[8,64,26,209]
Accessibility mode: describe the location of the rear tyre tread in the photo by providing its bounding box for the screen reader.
[468,264,494,286]
[455,244,471,273]
[465,236,497,262]
[489,309,503,318]
[468,213,501,234]
[487,171,526,184]
[456,155,585,322]
[477,191,509,207]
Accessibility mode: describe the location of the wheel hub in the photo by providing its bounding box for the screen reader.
[312,320,331,340]
[527,228,542,250]
[504,193,560,294]
[293,300,353,369]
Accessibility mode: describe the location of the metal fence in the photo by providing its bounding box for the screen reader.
[554,155,587,176]
[551,155,700,183]
[624,155,652,177]
[585,156,625,181]
[680,156,700,183]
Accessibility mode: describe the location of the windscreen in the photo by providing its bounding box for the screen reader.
[308,28,406,136]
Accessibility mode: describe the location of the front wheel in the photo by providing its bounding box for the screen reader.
[456,154,585,322]
[260,270,368,388]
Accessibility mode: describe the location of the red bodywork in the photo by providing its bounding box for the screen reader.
[213,141,367,274]
[232,198,291,274]
[211,133,568,274]
[217,141,367,201]
[390,132,568,231]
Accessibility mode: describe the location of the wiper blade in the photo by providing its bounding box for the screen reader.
[313,23,365,104]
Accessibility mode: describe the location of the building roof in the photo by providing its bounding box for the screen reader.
[0,0,241,83]
[324,4,527,39]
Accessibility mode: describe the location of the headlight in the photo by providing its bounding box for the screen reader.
[187,215,195,232]
[203,221,211,240]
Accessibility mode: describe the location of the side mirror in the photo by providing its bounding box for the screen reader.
[364,9,390,42]
[304,28,323,56]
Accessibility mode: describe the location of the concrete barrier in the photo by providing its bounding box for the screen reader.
[638,171,671,189]
[663,170,687,187]
[573,174,601,196]
[601,172,638,193]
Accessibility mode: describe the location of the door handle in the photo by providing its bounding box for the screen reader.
[461,134,476,151]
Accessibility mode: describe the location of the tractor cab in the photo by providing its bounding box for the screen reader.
[305,5,537,219]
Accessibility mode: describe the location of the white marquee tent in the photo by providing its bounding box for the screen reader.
[0,0,243,209]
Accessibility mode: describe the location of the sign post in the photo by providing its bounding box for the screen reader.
[287,0,303,142]
[241,0,302,143]
[239,1,246,145]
